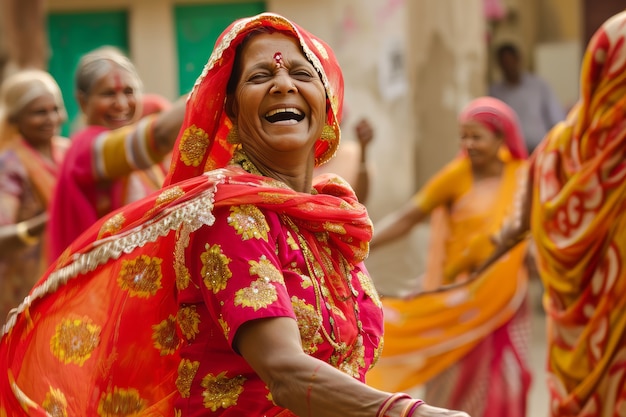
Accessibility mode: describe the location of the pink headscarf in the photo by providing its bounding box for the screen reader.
[459,96,528,160]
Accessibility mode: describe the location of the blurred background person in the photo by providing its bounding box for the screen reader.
[368,97,532,417]
[47,46,186,262]
[489,42,566,155]
[0,69,69,321]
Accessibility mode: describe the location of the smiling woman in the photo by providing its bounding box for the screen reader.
[0,13,468,417]
[0,69,69,322]
[46,46,187,262]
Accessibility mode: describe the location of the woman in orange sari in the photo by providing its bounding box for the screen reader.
[367,97,531,417]
[0,13,468,417]
[477,10,626,417]
[0,69,69,322]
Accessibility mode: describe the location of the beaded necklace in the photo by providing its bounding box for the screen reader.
[233,148,363,355]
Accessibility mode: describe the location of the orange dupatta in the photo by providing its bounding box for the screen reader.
[367,155,529,390]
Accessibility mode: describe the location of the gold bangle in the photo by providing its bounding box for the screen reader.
[16,222,39,246]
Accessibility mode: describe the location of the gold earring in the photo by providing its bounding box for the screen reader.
[227,125,239,144]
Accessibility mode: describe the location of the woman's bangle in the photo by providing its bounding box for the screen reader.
[403,399,425,417]
[16,221,39,246]
[377,393,412,417]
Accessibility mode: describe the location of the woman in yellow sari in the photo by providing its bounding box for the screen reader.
[477,10,626,417]
[368,97,531,417]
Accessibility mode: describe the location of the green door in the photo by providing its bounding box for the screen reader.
[47,11,129,136]
[175,2,265,95]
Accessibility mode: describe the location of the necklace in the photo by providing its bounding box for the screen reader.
[281,215,362,354]
[232,149,265,176]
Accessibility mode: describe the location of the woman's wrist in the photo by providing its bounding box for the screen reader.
[378,393,425,417]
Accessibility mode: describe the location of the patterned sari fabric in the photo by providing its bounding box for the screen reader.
[0,136,69,321]
[0,166,381,416]
[367,98,531,417]
[0,12,381,417]
[531,12,626,416]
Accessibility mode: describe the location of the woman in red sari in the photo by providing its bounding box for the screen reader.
[367,97,531,417]
[46,46,186,263]
[0,13,468,417]
[476,10,626,417]
[0,69,69,322]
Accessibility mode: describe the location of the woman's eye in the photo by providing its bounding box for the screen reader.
[292,70,314,80]
[248,73,271,82]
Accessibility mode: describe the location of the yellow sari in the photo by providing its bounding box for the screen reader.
[531,11,626,416]
[368,153,530,416]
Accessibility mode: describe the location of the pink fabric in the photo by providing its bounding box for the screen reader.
[47,125,118,263]
[424,300,532,417]
[484,0,506,20]
[459,96,529,160]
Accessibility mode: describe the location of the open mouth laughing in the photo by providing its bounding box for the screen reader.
[264,108,305,124]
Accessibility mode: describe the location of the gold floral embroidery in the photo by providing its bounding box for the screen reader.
[201,244,232,293]
[117,255,163,298]
[176,359,200,398]
[291,297,323,354]
[353,241,369,263]
[98,213,126,238]
[234,257,283,311]
[152,315,180,355]
[155,186,185,207]
[200,372,246,411]
[356,271,381,307]
[218,316,231,339]
[248,257,284,284]
[340,340,366,379]
[321,124,337,142]
[179,125,209,167]
[286,231,299,250]
[299,273,313,290]
[97,387,146,416]
[50,317,100,366]
[323,221,346,235]
[174,409,182,417]
[371,337,384,369]
[234,279,277,311]
[228,205,269,241]
[174,250,191,290]
[42,387,68,417]
[177,305,201,341]
[258,191,291,204]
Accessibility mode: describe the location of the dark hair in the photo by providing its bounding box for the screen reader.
[495,43,520,60]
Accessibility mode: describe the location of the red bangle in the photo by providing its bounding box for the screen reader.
[406,399,425,416]
[377,393,412,417]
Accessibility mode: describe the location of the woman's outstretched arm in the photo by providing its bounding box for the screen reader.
[236,316,469,417]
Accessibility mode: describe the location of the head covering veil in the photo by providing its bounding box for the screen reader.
[458,96,528,160]
[164,12,344,186]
